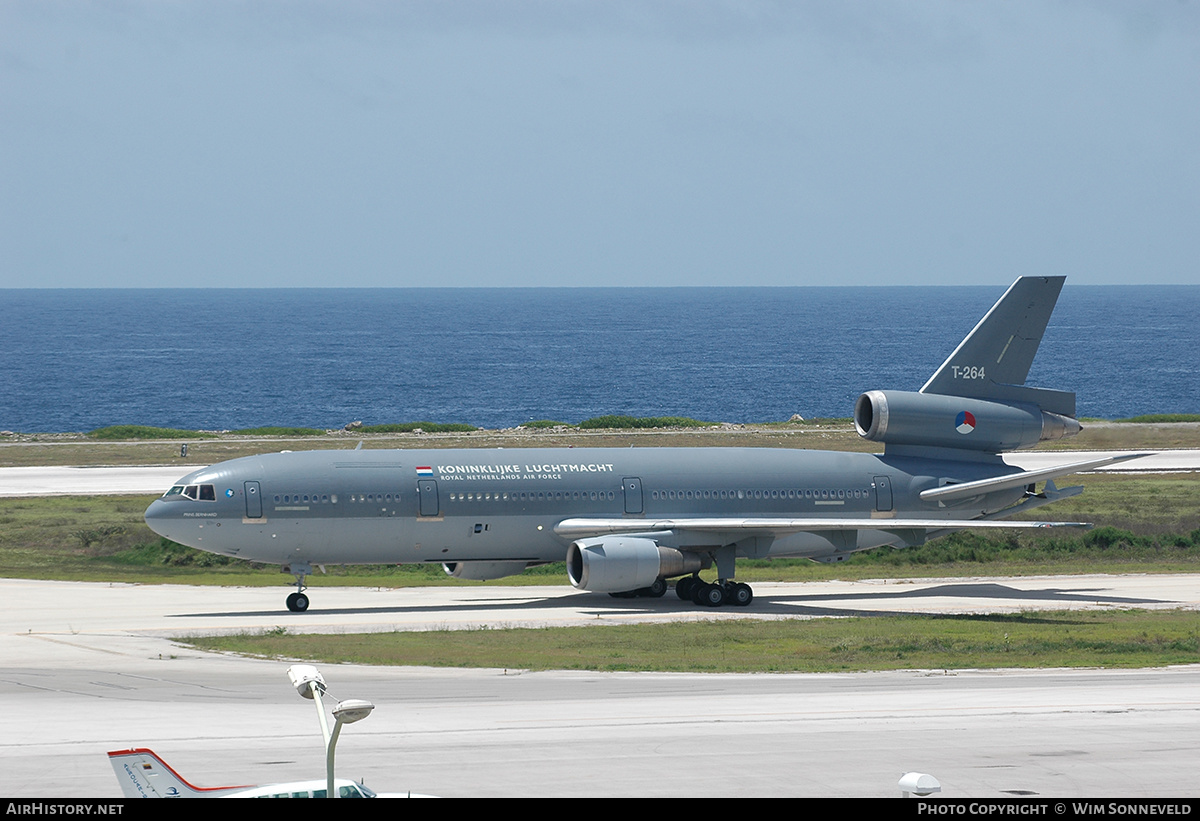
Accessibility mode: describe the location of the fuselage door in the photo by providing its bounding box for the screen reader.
[622,476,643,515]
[873,475,893,512]
[418,479,439,517]
[245,481,263,518]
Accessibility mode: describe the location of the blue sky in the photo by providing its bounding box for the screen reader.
[2,1,1197,288]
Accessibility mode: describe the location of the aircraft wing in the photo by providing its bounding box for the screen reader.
[554,517,1090,540]
[919,453,1150,504]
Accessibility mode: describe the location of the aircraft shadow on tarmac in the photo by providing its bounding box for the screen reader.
[166,581,1171,621]
[759,582,1168,620]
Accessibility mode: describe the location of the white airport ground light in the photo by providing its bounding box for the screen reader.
[899,772,942,798]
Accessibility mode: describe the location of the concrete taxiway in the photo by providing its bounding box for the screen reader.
[0,465,188,497]
[2,576,1199,798]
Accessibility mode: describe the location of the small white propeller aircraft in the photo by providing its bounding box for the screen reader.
[107,748,396,798]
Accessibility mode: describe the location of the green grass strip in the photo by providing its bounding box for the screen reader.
[578,415,712,429]
[230,426,326,436]
[182,609,1200,673]
[88,425,216,440]
[358,422,477,433]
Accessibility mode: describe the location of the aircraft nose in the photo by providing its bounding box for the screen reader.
[144,498,177,540]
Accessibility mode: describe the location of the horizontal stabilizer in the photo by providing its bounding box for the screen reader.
[554,517,1091,540]
[918,453,1150,504]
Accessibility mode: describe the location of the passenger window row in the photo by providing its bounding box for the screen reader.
[651,488,868,501]
[270,493,402,505]
[273,493,335,505]
[447,490,617,503]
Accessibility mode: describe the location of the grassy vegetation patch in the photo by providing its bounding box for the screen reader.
[88,425,216,440]
[358,422,477,433]
[822,526,1200,572]
[106,537,252,568]
[181,609,1200,673]
[230,426,326,436]
[1014,473,1200,536]
[1115,414,1200,423]
[520,420,572,429]
[0,495,273,582]
[578,415,712,429]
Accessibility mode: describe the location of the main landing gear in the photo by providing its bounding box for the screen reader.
[674,575,753,608]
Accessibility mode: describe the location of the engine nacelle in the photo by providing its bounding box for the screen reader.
[442,561,529,581]
[566,537,702,593]
[854,390,1080,452]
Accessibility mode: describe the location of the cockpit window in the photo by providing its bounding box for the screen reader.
[163,484,216,501]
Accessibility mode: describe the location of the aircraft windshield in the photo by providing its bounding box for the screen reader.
[309,784,374,798]
[161,484,216,501]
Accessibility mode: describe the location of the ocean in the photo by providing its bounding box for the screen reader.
[0,285,1196,433]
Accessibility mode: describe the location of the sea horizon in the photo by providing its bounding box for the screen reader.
[2,284,1196,433]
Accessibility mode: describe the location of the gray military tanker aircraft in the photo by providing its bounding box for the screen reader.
[146,276,1128,612]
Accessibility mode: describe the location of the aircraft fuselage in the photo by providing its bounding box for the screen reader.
[144,445,1023,567]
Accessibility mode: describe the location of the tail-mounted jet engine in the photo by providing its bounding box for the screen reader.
[854,390,1080,453]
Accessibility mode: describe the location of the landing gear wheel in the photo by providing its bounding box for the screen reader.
[283,562,313,614]
[675,576,697,601]
[695,582,725,608]
[729,582,753,607]
[611,578,670,598]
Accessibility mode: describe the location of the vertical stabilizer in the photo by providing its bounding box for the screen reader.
[108,748,252,798]
[920,276,1074,417]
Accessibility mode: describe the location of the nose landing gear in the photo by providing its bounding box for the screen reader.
[282,562,314,612]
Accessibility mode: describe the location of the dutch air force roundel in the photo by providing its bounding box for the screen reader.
[955,410,976,434]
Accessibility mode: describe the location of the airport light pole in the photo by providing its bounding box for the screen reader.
[327,699,374,797]
[287,665,375,798]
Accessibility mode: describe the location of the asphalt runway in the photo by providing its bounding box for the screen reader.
[3,576,1199,798]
